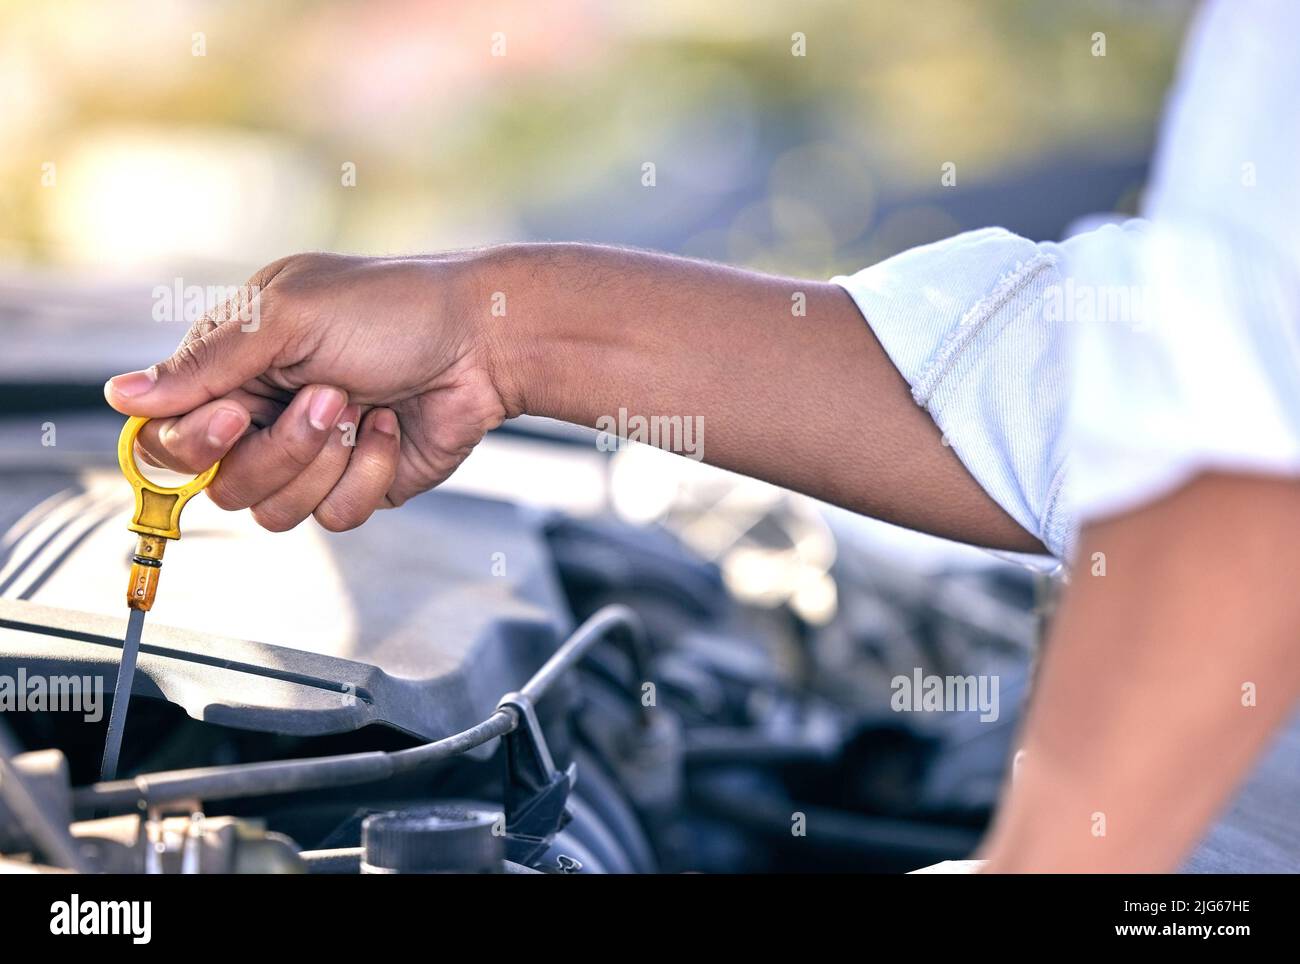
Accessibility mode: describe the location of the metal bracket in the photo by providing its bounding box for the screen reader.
[497,691,575,867]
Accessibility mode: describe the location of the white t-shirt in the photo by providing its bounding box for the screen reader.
[833,0,1300,560]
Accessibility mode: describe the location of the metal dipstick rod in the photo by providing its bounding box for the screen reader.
[101,416,220,782]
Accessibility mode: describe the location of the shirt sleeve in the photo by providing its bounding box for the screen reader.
[1066,0,1300,525]
[833,0,1300,561]
[832,227,1076,558]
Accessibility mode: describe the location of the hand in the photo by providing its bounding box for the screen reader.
[104,252,505,532]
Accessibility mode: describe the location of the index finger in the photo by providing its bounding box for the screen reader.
[134,400,252,475]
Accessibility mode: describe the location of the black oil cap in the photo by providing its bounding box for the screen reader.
[361,805,503,874]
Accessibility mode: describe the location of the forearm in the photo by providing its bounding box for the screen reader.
[470,242,1040,552]
[982,472,1300,872]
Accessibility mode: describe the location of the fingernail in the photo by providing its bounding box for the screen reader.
[107,368,158,399]
[207,407,247,448]
[308,387,347,431]
[373,409,399,437]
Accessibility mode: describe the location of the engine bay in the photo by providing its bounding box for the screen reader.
[1,420,1037,873]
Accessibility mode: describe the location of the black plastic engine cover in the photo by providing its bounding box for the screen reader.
[0,465,571,749]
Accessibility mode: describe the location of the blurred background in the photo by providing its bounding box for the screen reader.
[2,0,1191,279]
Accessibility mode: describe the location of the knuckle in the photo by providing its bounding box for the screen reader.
[270,431,321,471]
[207,479,247,512]
[257,253,321,296]
[165,340,207,380]
[352,449,392,484]
[160,340,227,402]
[249,257,293,290]
[232,256,304,333]
[251,504,301,533]
[314,503,362,533]
[180,314,219,348]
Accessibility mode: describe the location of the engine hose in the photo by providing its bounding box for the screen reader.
[571,748,657,874]
[71,605,646,815]
[562,794,634,874]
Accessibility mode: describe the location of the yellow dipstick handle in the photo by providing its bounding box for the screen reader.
[118,416,220,610]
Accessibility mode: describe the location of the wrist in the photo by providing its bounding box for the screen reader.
[460,242,599,422]
[428,246,521,420]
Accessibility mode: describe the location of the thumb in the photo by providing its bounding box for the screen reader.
[104,317,283,417]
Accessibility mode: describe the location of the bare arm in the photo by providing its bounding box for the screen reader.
[981,472,1300,872]
[479,243,1040,551]
[107,245,1040,551]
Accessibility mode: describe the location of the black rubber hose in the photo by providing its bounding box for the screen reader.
[571,748,657,873]
[72,605,645,815]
